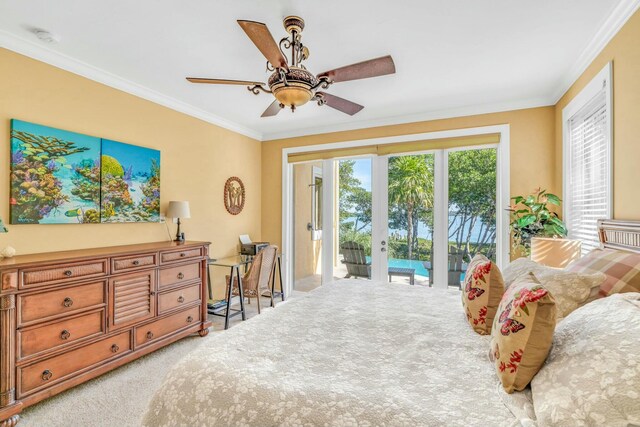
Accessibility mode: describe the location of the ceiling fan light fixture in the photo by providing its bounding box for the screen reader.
[268,66,318,108]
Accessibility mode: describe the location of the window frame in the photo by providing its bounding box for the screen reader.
[562,62,613,249]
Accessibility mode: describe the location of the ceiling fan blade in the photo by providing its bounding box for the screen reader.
[316,92,364,116]
[261,100,283,117]
[318,55,395,83]
[186,77,265,86]
[237,20,289,71]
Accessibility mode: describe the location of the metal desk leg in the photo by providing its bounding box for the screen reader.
[224,266,234,330]
[207,265,213,301]
[270,263,276,308]
[277,256,285,302]
[236,266,246,321]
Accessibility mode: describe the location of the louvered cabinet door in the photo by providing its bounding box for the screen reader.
[108,270,156,330]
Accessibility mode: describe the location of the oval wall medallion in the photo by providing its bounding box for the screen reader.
[224,177,245,215]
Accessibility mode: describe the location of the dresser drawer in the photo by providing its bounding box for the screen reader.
[158,262,201,290]
[158,283,201,315]
[111,252,158,274]
[18,330,131,397]
[18,310,105,360]
[135,305,200,348]
[160,247,203,264]
[18,281,106,326]
[21,259,108,289]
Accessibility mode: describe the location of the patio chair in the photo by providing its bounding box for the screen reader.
[423,246,466,288]
[341,241,371,279]
[340,241,416,284]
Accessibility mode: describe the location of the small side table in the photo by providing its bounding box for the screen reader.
[207,256,251,330]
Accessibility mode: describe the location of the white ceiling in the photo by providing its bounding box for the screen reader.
[0,0,635,140]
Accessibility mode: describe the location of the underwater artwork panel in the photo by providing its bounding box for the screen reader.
[10,120,102,224]
[100,139,161,223]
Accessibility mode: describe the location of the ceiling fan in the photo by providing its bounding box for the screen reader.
[186,15,396,117]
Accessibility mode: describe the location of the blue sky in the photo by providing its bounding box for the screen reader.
[349,158,372,191]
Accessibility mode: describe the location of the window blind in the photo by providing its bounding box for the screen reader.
[287,133,500,163]
[566,89,609,254]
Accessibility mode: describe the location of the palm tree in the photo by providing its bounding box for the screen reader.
[388,155,434,259]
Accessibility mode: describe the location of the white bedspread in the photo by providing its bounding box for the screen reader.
[143,280,520,427]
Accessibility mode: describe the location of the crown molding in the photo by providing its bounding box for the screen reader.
[262,97,553,141]
[551,0,640,103]
[0,30,263,141]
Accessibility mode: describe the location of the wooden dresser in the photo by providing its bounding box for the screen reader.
[0,241,212,427]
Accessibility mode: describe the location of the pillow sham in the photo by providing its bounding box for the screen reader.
[490,273,556,393]
[566,248,640,297]
[503,258,605,319]
[531,292,640,426]
[461,254,504,335]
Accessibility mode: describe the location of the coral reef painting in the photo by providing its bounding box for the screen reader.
[100,140,160,223]
[10,120,101,224]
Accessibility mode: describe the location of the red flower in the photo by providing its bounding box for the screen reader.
[499,361,507,372]
[476,306,488,325]
[472,262,492,281]
[513,286,548,309]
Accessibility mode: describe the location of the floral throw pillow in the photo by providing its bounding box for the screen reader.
[461,254,504,335]
[490,273,556,393]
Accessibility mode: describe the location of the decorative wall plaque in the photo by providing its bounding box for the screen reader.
[224,177,245,215]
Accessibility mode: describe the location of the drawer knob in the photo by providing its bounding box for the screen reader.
[63,297,74,308]
[146,331,154,340]
[111,344,120,353]
[64,270,73,277]
[132,260,140,266]
[60,329,71,340]
[41,370,53,381]
[177,296,185,303]
[180,253,186,258]
[186,316,193,323]
[177,272,184,280]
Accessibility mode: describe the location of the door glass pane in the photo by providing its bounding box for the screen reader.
[447,148,498,288]
[292,162,323,292]
[387,154,434,286]
[335,159,372,281]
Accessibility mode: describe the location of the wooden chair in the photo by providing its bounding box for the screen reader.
[424,246,466,288]
[340,241,371,279]
[227,245,278,314]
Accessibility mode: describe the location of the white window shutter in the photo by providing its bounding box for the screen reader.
[565,89,610,254]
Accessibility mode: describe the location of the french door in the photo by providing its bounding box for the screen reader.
[283,126,510,295]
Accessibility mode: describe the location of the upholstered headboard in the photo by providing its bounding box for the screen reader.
[598,219,640,254]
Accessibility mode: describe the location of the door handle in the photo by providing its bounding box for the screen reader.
[381,240,386,246]
[381,247,387,252]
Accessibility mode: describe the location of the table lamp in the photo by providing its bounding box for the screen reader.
[166,201,191,242]
[530,237,582,268]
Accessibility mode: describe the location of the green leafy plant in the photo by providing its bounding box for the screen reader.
[508,188,567,255]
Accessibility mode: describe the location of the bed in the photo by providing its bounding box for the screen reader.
[143,220,640,427]
[143,281,522,427]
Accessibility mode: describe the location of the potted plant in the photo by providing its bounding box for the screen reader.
[508,188,567,256]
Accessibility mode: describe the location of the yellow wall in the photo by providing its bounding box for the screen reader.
[293,162,322,279]
[0,48,262,299]
[262,107,557,248]
[554,9,640,220]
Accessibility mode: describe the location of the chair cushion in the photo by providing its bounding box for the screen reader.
[461,254,504,335]
[566,248,640,297]
[490,273,556,393]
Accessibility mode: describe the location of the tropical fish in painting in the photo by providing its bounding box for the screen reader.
[65,208,82,218]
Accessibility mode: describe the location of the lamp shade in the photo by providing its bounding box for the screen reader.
[166,201,191,219]
[530,237,582,268]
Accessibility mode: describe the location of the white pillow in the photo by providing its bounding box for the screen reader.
[503,258,605,319]
[531,293,640,426]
